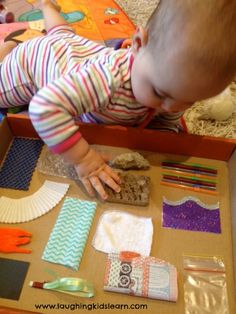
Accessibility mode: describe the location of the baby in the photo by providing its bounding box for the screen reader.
[0,0,236,199]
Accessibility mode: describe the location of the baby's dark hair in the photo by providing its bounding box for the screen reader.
[146,0,236,80]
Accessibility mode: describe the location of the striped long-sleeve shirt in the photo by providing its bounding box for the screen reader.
[0,25,183,153]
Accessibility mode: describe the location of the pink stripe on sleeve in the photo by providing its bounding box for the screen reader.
[50,131,82,154]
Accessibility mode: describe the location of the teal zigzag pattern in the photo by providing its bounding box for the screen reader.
[42,197,97,270]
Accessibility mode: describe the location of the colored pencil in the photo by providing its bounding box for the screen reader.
[161,165,217,176]
[162,161,217,174]
[162,169,218,180]
[162,178,216,190]
[162,160,217,171]
[162,164,217,175]
[161,181,218,195]
[163,174,217,187]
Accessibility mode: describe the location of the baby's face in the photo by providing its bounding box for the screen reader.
[131,45,228,113]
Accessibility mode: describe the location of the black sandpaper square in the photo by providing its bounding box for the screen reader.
[0,257,29,300]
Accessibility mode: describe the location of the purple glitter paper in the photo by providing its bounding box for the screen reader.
[162,197,221,234]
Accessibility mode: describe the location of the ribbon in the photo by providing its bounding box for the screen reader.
[30,269,94,298]
[43,277,94,298]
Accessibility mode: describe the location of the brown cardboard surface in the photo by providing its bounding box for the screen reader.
[0,118,235,314]
[0,118,13,164]
[0,143,235,314]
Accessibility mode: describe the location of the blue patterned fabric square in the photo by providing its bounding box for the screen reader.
[42,197,97,270]
[0,137,43,190]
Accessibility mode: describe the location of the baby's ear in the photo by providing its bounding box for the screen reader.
[132,26,148,54]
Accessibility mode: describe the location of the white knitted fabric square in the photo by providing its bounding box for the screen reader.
[92,210,153,256]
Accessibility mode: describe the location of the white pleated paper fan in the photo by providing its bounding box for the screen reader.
[0,180,69,223]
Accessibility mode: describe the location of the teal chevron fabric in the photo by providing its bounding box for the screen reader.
[42,197,97,270]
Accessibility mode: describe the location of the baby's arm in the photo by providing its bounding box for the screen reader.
[29,64,121,199]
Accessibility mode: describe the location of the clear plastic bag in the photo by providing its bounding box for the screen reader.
[37,147,79,180]
[183,255,229,314]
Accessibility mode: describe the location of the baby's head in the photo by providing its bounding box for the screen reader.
[131,0,236,112]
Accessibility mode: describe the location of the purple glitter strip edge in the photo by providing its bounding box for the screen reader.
[162,199,221,234]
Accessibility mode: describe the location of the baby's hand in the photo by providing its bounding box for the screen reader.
[75,147,121,200]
